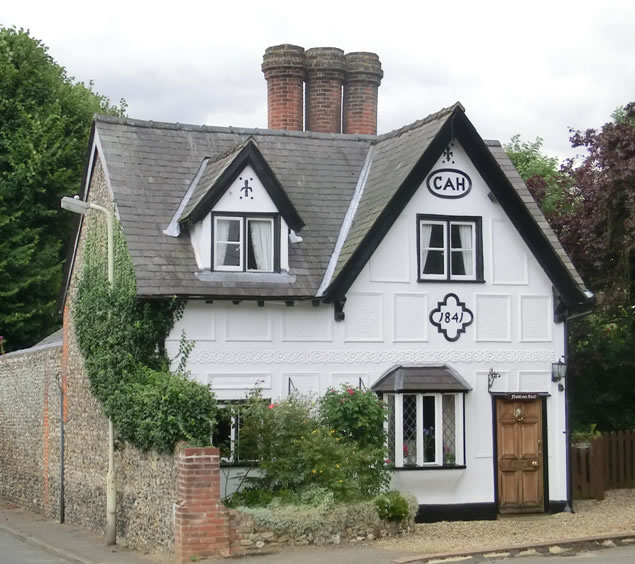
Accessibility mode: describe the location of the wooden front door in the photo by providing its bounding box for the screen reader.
[496,398,544,513]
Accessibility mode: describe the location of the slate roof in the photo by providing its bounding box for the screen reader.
[88,104,591,306]
[94,117,370,298]
[372,364,472,393]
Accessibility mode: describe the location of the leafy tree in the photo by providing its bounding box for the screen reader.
[0,27,125,351]
[504,135,566,214]
[506,104,635,431]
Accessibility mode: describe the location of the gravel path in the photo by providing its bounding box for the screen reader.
[377,489,635,554]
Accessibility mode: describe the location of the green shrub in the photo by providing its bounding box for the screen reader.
[239,500,381,537]
[319,385,387,449]
[234,390,390,501]
[73,220,216,453]
[374,490,410,522]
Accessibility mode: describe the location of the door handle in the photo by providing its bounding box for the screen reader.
[531,460,539,467]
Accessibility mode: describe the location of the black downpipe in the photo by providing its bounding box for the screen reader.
[564,318,573,513]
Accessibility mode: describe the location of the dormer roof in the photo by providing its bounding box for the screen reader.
[176,139,304,231]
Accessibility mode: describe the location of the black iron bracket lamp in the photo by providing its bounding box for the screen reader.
[551,357,567,391]
[487,368,500,392]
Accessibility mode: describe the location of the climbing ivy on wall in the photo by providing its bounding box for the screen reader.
[72,220,216,453]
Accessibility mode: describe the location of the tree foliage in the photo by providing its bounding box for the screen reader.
[73,221,216,453]
[0,27,125,351]
[226,387,389,504]
[504,135,566,214]
[506,103,635,431]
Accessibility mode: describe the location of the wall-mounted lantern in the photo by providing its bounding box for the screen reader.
[552,357,567,391]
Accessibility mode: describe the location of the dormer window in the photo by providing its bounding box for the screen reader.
[213,214,278,272]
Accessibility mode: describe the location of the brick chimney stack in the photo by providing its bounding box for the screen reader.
[261,44,306,131]
[343,52,383,135]
[304,47,346,134]
[262,45,382,135]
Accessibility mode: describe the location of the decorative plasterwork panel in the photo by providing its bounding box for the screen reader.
[393,293,429,342]
[344,293,384,342]
[188,348,556,365]
[519,295,552,342]
[475,294,511,342]
[490,218,529,285]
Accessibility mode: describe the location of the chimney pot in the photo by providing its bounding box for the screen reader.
[304,47,346,134]
[343,52,383,135]
[262,44,306,131]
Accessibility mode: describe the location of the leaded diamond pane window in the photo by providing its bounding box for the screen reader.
[403,395,418,465]
[442,394,456,465]
[387,394,396,465]
[386,392,463,468]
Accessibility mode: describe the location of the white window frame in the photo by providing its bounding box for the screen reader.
[418,216,479,282]
[214,216,244,272]
[213,214,276,273]
[448,220,476,281]
[419,220,447,280]
[386,392,465,468]
[214,402,269,464]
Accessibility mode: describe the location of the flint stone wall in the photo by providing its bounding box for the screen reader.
[60,158,179,552]
[0,344,61,514]
[231,504,414,554]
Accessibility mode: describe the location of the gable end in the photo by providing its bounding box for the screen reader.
[182,141,305,232]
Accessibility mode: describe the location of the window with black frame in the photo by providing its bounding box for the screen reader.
[418,215,483,282]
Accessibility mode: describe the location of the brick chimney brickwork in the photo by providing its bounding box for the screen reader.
[343,52,383,135]
[263,45,383,135]
[262,44,306,131]
[304,47,346,134]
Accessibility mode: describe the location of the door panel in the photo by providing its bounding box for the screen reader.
[497,398,544,513]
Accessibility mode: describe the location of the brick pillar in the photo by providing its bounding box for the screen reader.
[174,447,230,563]
[343,52,383,135]
[262,44,306,131]
[305,47,346,133]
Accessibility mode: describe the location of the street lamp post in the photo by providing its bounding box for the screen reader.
[61,196,116,545]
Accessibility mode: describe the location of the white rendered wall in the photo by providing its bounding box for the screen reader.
[167,143,568,506]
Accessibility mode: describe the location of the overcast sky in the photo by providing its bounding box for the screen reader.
[3,1,634,161]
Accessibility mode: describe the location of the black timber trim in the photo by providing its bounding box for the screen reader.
[325,108,458,300]
[324,107,592,311]
[549,500,567,514]
[453,114,591,310]
[542,396,550,513]
[185,141,304,232]
[415,503,497,523]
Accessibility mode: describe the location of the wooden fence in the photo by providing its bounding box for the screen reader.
[571,430,635,500]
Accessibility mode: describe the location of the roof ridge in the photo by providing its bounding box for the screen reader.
[374,101,464,143]
[93,114,376,142]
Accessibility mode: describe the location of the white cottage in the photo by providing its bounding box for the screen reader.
[69,44,593,522]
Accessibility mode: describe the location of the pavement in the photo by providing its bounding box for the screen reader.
[1,501,634,564]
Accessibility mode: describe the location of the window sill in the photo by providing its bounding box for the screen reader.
[417,278,485,284]
[394,464,466,471]
[196,271,296,284]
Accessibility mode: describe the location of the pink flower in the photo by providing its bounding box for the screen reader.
[346,388,354,395]
[385,458,391,464]
[403,444,409,454]
[268,403,275,409]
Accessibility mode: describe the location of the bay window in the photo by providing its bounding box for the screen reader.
[386,393,464,467]
[373,364,470,469]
